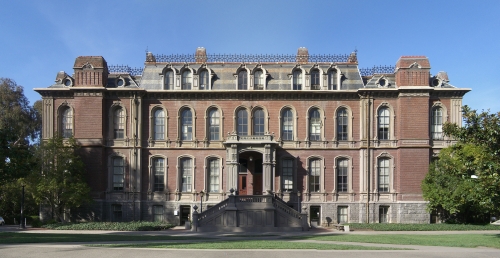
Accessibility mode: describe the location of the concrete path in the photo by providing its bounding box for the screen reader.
[1,225,500,258]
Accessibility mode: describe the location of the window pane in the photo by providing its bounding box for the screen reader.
[293,70,302,90]
[182,70,192,90]
[154,158,164,192]
[238,71,247,90]
[337,159,348,192]
[254,70,263,89]
[62,107,73,138]
[309,109,321,141]
[165,71,173,90]
[328,69,338,90]
[209,109,220,141]
[153,205,163,222]
[337,108,348,140]
[378,158,389,192]
[237,109,248,136]
[181,109,192,140]
[209,159,220,192]
[378,108,389,140]
[113,157,124,191]
[379,206,389,223]
[114,108,125,139]
[337,206,348,223]
[154,109,165,140]
[311,70,320,89]
[309,159,321,192]
[200,70,208,90]
[282,109,293,140]
[181,158,192,192]
[282,159,293,191]
[253,109,265,135]
[431,107,443,140]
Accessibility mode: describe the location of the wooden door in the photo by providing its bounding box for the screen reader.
[253,174,262,195]
[238,174,247,195]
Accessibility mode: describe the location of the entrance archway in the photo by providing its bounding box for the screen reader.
[238,151,263,195]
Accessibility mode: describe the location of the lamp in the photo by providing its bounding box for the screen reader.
[249,156,253,162]
[199,190,205,213]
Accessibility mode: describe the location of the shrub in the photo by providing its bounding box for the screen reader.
[42,221,175,231]
[346,223,500,231]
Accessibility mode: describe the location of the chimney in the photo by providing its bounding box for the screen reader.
[73,56,108,87]
[195,47,207,63]
[296,47,309,64]
[395,56,431,87]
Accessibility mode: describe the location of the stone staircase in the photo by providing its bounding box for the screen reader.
[192,194,309,232]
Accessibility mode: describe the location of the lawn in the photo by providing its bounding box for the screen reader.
[88,240,408,250]
[297,234,500,249]
[346,223,500,231]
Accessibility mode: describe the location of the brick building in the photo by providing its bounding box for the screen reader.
[35,47,469,226]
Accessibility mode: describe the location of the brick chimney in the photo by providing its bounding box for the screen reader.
[195,47,207,63]
[296,47,309,64]
[395,56,431,87]
[73,56,108,87]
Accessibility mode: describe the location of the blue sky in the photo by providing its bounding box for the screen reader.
[1,0,499,112]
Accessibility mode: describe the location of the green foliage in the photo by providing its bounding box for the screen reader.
[0,180,38,224]
[346,223,499,231]
[30,216,42,228]
[28,136,91,222]
[422,106,500,223]
[42,221,174,231]
[0,78,41,185]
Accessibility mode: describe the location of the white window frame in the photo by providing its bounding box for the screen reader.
[280,106,296,141]
[178,106,196,141]
[205,156,223,193]
[150,155,167,192]
[307,106,324,142]
[177,155,195,193]
[375,103,395,141]
[151,106,167,141]
[206,106,222,141]
[306,156,324,193]
[375,152,395,193]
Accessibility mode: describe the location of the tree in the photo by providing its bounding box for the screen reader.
[423,106,500,223]
[0,78,41,185]
[29,136,91,222]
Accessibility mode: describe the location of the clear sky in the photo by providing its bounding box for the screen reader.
[1,0,499,112]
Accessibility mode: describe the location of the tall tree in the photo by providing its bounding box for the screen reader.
[29,136,91,222]
[422,106,500,223]
[0,78,41,184]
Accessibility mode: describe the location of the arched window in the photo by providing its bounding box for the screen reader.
[293,70,302,90]
[309,108,321,141]
[328,69,338,90]
[181,109,193,140]
[199,70,209,90]
[238,70,248,90]
[61,107,73,138]
[282,158,294,191]
[309,158,321,192]
[237,109,248,136]
[282,108,294,141]
[337,159,348,192]
[113,107,125,139]
[180,157,192,192]
[337,108,348,141]
[208,158,220,192]
[253,109,265,135]
[378,158,390,192]
[181,70,192,90]
[113,157,124,191]
[311,69,320,90]
[153,157,165,192]
[153,109,165,140]
[431,107,443,140]
[378,107,390,140]
[164,70,173,90]
[254,70,264,90]
[208,108,220,141]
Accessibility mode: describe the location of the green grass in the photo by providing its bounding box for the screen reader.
[0,232,205,244]
[89,240,408,250]
[347,223,500,231]
[42,221,174,231]
[298,234,500,249]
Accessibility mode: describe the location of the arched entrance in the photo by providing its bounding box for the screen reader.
[238,151,263,195]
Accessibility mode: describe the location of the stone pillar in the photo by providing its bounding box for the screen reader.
[225,191,238,227]
[301,206,309,231]
[226,144,239,193]
[191,208,198,232]
[262,144,272,194]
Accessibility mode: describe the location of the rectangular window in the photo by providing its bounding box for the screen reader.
[113,157,124,191]
[282,110,294,141]
[337,159,348,192]
[153,158,164,192]
[209,110,220,141]
[208,159,220,192]
[379,206,389,223]
[114,109,125,139]
[282,159,293,191]
[112,204,122,222]
[309,159,321,192]
[378,159,390,192]
[337,206,348,224]
[181,158,192,192]
[432,108,443,140]
[153,205,163,222]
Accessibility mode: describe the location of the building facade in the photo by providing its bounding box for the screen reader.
[35,47,469,225]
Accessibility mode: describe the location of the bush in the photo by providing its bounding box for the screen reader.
[29,216,42,228]
[346,223,500,231]
[42,221,175,231]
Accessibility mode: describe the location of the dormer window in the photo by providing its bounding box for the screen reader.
[199,70,209,90]
[328,69,338,90]
[182,70,192,90]
[238,70,248,90]
[311,69,320,90]
[63,78,72,87]
[254,70,264,90]
[293,70,302,90]
[164,70,174,90]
